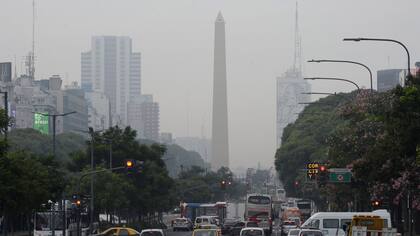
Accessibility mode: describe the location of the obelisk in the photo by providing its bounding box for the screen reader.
[211,12,229,171]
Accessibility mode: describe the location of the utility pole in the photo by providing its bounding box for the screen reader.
[38,111,76,236]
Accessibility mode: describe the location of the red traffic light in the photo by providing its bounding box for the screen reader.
[294,181,299,186]
[76,200,81,206]
[221,180,226,185]
[319,165,327,172]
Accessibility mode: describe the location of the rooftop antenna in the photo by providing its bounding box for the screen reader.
[30,0,36,80]
[293,1,302,77]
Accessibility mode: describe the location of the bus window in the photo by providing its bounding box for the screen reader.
[323,219,339,228]
[340,219,351,229]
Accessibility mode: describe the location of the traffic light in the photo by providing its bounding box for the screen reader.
[317,164,329,187]
[319,165,327,173]
[294,181,299,187]
[125,159,144,172]
[125,159,134,168]
[371,200,381,207]
[220,180,226,189]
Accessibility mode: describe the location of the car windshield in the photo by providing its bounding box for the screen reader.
[241,230,263,236]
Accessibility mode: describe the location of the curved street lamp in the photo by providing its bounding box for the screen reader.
[343,37,412,79]
[308,59,373,92]
[304,77,360,91]
[301,92,352,101]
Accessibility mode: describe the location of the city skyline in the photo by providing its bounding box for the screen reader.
[1,0,420,168]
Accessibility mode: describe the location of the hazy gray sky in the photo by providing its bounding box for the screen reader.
[1,0,419,171]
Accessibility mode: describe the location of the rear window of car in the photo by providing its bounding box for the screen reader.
[323,219,339,228]
[283,221,296,226]
[246,222,258,227]
[141,232,163,236]
[241,229,263,236]
[119,229,129,236]
[176,219,187,223]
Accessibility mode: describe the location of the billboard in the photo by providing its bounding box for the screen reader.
[33,113,49,135]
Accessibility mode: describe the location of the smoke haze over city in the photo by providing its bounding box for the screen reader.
[1,0,420,170]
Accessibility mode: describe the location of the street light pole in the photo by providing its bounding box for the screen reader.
[304,77,361,91]
[308,59,373,92]
[343,37,412,80]
[38,111,76,236]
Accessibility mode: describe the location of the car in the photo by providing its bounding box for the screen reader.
[140,229,165,236]
[281,221,297,236]
[229,221,246,236]
[287,229,300,236]
[221,219,239,235]
[239,227,265,236]
[296,229,323,236]
[245,221,259,228]
[173,217,193,231]
[195,216,218,229]
[192,229,222,236]
[96,227,140,236]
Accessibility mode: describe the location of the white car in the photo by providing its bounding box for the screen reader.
[287,229,300,236]
[140,229,165,236]
[240,227,265,236]
[281,221,297,236]
[173,217,193,231]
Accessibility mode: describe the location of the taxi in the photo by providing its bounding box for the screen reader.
[192,228,222,236]
[97,227,141,236]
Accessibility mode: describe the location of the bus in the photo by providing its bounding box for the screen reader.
[244,194,273,235]
[296,199,315,221]
[34,201,90,236]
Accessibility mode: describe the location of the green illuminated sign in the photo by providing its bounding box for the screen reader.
[34,113,49,135]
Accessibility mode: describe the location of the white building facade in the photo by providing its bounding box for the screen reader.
[81,36,141,126]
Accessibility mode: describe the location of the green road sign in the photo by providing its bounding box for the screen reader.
[34,113,49,135]
[329,169,351,183]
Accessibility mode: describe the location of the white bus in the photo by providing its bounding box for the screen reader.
[244,194,273,235]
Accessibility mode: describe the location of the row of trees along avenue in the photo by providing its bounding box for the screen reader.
[275,74,420,233]
[0,113,244,234]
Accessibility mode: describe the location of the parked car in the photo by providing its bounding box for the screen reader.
[173,217,193,231]
[239,227,265,236]
[140,229,165,236]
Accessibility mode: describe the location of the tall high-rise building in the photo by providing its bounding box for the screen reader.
[211,12,230,170]
[81,36,141,126]
[377,69,404,92]
[276,3,311,148]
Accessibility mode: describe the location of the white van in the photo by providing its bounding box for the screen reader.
[301,210,391,236]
